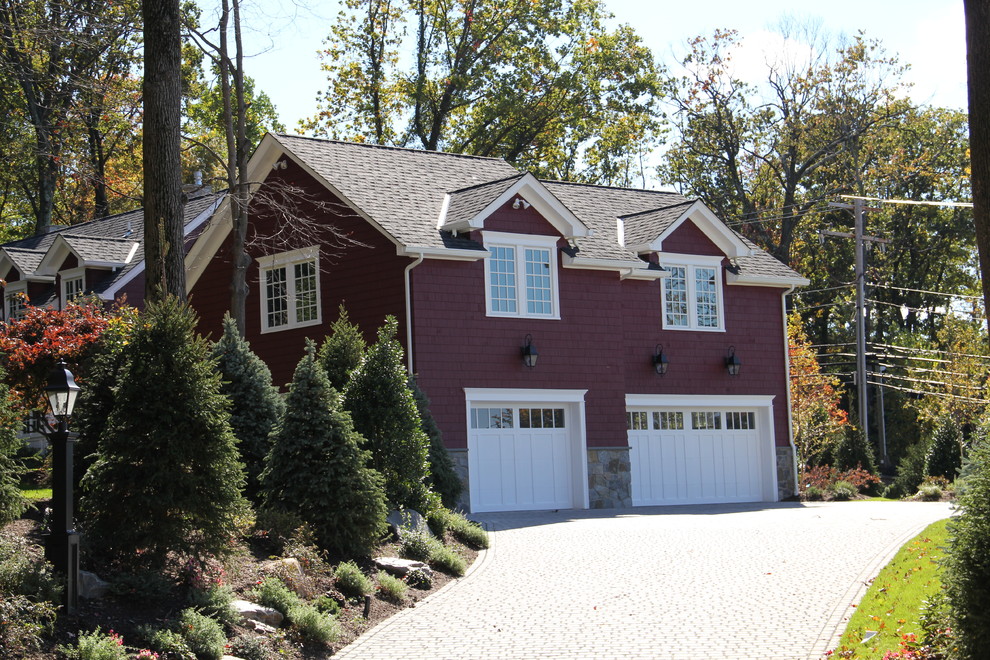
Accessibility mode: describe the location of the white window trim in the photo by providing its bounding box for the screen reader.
[658,253,725,332]
[59,267,86,309]
[482,231,561,320]
[257,245,322,334]
[4,281,27,321]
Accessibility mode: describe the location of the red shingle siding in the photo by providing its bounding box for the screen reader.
[190,160,409,388]
[662,219,724,256]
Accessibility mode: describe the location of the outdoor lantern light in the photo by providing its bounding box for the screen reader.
[725,346,741,376]
[653,344,669,375]
[43,360,81,614]
[522,334,539,368]
[45,361,80,422]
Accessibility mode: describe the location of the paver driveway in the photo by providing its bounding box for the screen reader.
[336,501,953,660]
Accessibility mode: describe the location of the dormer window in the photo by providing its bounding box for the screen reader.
[661,255,724,331]
[482,231,560,319]
[61,268,86,307]
[5,284,27,321]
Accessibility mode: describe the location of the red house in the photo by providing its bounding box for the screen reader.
[185,133,809,513]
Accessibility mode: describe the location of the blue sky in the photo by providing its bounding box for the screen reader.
[218,0,966,130]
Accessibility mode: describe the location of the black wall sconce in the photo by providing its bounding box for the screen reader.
[725,345,741,376]
[522,334,539,368]
[653,344,669,375]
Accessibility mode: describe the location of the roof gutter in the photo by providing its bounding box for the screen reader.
[781,284,799,498]
[404,251,426,374]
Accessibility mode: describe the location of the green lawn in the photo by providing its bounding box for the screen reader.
[833,518,949,658]
[21,488,51,500]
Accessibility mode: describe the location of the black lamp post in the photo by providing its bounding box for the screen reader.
[44,360,80,614]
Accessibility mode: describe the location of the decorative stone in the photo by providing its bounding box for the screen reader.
[232,599,284,628]
[249,621,277,634]
[387,509,432,539]
[78,570,109,600]
[373,556,434,579]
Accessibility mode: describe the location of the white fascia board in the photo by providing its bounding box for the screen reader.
[440,173,591,239]
[726,271,810,288]
[398,245,488,261]
[465,387,588,404]
[626,393,776,408]
[562,254,665,280]
[652,201,751,258]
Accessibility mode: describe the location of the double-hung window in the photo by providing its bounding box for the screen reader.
[258,246,321,333]
[4,282,27,321]
[60,267,86,307]
[483,231,559,319]
[661,255,724,331]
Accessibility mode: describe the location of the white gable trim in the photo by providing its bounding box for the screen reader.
[623,200,752,259]
[562,254,665,280]
[438,173,591,240]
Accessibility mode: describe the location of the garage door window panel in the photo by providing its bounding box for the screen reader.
[471,407,514,429]
[726,411,756,430]
[653,411,684,430]
[520,408,565,429]
[692,411,722,430]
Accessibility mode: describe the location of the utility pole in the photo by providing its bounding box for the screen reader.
[823,199,889,461]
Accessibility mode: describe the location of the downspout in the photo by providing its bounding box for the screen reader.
[404,251,425,374]
[781,284,799,498]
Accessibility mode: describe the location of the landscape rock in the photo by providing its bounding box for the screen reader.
[232,599,284,628]
[374,556,434,579]
[78,570,109,600]
[387,509,432,540]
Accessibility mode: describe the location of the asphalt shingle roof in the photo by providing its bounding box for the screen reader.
[271,134,804,283]
[0,190,222,295]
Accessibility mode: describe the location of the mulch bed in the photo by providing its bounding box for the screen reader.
[3,510,478,659]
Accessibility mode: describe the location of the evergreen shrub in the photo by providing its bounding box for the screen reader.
[924,415,963,481]
[317,305,366,391]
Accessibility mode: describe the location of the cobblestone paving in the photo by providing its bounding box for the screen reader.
[335,501,953,660]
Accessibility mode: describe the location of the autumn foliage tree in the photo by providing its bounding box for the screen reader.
[788,313,848,466]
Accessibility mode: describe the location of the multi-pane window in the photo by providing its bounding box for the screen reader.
[662,261,723,330]
[726,411,756,430]
[471,407,514,429]
[64,276,84,303]
[5,291,26,320]
[258,247,321,332]
[520,408,565,429]
[627,411,648,430]
[653,411,684,430]
[691,411,722,430]
[484,232,558,319]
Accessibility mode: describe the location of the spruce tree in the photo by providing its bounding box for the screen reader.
[317,305,366,390]
[344,317,435,512]
[261,340,387,557]
[0,367,24,526]
[409,376,462,509]
[924,415,963,481]
[81,297,246,568]
[212,314,284,502]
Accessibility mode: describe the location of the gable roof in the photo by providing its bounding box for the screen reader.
[196,133,806,288]
[0,190,224,301]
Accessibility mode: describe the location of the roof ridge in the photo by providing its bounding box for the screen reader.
[274,133,512,164]
[59,233,138,242]
[540,178,684,195]
[447,172,526,195]
[618,199,697,220]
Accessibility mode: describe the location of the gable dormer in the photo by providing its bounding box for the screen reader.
[35,234,139,308]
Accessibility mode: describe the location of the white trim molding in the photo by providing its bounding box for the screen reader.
[257,245,322,334]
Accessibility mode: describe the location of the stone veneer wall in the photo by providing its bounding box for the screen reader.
[587,447,632,509]
[776,445,797,500]
[448,449,470,512]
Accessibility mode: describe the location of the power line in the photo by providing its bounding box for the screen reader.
[869,283,982,301]
[841,194,973,209]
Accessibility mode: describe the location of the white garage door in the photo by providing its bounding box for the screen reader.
[628,407,767,506]
[469,405,575,512]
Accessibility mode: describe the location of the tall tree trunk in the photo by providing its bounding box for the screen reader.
[142,0,186,302]
[966,0,990,325]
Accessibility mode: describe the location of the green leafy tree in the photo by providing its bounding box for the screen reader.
[0,365,25,526]
[317,305,366,391]
[81,297,246,568]
[305,0,664,186]
[924,415,963,481]
[409,376,462,509]
[212,313,284,502]
[344,316,435,512]
[262,340,387,557]
[945,415,990,656]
